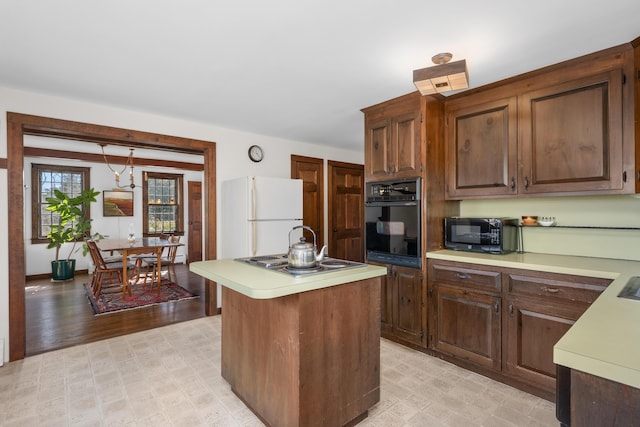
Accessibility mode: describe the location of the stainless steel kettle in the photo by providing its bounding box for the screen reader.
[288,225,327,268]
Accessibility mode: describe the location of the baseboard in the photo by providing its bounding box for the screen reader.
[26,269,90,282]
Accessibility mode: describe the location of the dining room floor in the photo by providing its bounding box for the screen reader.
[0,316,558,426]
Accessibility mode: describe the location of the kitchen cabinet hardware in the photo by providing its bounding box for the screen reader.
[495,301,500,315]
[541,286,560,293]
[455,272,471,280]
[509,302,514,317]
[510,177,516,191]
[524,176,529,189]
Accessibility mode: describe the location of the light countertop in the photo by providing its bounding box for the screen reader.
[189,259,387,300]
[426,250,640,389]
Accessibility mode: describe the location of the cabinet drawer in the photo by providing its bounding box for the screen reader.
[431,263,501,293]
[507,273,611,304]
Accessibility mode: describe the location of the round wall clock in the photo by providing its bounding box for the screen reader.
[248,145,264,162]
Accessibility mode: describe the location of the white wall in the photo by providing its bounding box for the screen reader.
[0,84,363,363]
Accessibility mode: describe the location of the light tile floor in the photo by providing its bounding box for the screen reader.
[0,317,558,426]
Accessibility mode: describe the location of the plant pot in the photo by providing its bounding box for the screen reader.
[51,259,76,281]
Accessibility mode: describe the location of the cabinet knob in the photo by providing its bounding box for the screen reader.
[455,273,471,280]
[524,176,530,189]
[508,302,514,317]
[510,177,516,191]
[541,286,559,293]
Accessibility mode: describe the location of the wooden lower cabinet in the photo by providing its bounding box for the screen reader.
[377,263,425,348]
[427,259,611,399]
[504,296,586,392]
[503,271,610,394]
[433,284,501,370]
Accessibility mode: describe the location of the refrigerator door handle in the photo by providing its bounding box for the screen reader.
[251,221,257,256]
[250,177,257,255]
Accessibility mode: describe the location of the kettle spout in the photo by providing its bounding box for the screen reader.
[316,245,328,261]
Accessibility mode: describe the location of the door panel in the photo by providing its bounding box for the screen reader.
[187,181,203,263]
[328,161,364,262]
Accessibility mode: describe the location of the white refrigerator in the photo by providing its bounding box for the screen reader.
[222,176,304,258]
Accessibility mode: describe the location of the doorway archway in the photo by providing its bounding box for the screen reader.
[7,112,218,361]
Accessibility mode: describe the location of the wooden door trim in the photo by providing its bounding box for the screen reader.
[7,112,217,361]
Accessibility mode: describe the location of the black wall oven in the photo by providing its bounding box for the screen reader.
[365,178,421,269]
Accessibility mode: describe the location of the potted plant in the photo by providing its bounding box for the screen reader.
[46,187,101,281]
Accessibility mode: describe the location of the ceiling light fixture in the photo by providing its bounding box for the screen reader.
[100,144,136,189]
[413,52,469,95]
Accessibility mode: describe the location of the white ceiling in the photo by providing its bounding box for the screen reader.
[1,1,639,152]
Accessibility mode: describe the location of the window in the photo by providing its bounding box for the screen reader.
[31,164,91,243]
[143,172,184,236]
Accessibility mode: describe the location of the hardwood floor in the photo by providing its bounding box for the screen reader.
[25,264,207,356]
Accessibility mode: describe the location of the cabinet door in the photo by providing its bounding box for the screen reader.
[364,119,391,178]
[363,92,422,181]
[433,284,501,370]
[519,70,624,194]
[390,111,421,179]
[504,296,588,393]
[445,96,518,199]
[392,265,425,347]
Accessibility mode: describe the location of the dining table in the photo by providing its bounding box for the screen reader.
[97,237,184,299]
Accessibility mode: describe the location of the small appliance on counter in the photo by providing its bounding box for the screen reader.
[444,217,519,254]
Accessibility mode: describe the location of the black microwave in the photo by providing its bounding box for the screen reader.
[444,217,519,254]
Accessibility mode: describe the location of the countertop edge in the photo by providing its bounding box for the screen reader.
[189,259,387,299]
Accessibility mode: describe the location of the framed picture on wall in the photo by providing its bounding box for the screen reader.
[103,190,134,216]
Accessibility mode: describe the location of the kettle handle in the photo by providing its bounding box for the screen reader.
[289,225,316,247]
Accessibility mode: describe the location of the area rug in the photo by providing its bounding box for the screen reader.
[84,280,199,315]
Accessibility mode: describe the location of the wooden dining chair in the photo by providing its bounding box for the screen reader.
[86,240,133,298]
[139,236,181,292]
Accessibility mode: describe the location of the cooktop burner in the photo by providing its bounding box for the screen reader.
[235,254,367,276]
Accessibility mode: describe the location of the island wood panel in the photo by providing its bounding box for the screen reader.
[221,277,381,427]
[570,368,640,426]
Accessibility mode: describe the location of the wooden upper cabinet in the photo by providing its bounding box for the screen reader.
[519,70,624,194]
[363,92,422,181]
[365,119,391,177]
[444,43,634,199]
[445,96,518,198]
[390,111,421,178]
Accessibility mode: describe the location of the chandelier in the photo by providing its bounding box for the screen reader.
[100,144,136,189]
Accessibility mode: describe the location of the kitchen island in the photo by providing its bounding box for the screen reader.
[190,259,387,427]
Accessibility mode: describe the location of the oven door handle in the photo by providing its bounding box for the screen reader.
[365,201,418,207]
